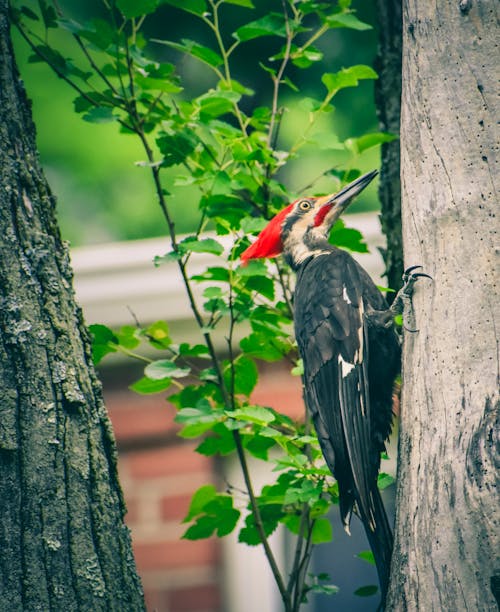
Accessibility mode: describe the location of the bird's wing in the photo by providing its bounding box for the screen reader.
[294,252,376,530]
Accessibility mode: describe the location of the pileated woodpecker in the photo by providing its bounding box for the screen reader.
[241,170,423,603]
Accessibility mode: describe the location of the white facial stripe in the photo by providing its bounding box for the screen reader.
[284,208,327,263]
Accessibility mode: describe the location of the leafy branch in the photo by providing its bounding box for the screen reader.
[11,0,392,609]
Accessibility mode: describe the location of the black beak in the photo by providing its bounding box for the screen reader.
[313,170,378,230]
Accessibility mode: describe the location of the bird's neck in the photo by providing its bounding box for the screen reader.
[283,232,333,270]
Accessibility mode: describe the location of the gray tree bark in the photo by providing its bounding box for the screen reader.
[375,0,403,299]
[387,1,499,610]
[0,4,145,610]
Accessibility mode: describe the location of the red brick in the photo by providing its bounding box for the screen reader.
[144,588,169,612]
[251,370,304,419]
[133,537,218,571]
[123,444,212,479]
[169,584,220,612]
[123,496,139,524]
[107,392,178,441]
[160,493,192,522]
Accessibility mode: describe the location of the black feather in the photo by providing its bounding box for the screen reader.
[293,248,400,601]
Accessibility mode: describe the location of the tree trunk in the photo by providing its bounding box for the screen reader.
[388,1,499,609]
[0,5,145,610]
[374,0,403,298]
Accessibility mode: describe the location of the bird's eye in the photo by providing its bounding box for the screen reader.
[298,200,312,211]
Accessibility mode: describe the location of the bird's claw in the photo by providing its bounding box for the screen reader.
[402,265,433,284]
[392,265,432,332]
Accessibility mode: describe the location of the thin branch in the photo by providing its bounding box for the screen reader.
[15,23,135,132]
[267,0,294,148]
[232,430,292,611]
[286,509,309,598]
[226,275,236,409]
[205,0,248,138]
[275,261,294,317]
[73,33,124,102]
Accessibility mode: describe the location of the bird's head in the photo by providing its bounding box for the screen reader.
[241,170,378,268]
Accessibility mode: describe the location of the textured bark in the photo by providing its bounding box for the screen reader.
[374,0,403,298]
[0,5,145,610]
[387,1,499,610]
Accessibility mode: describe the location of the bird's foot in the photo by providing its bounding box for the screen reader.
[391,265,432,332]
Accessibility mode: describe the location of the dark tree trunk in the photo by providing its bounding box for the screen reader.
[387,0,499,609]
[0,4,145,610]
[374,0,403,298]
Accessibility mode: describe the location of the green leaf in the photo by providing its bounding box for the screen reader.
[184,484,217,521]
[169,385,211,409]
[225,357,259,397]
[377,472,395,490]
[38,0,57,28]
[354,585,378,597]
[145,359,191,380]
[394,313,403,327]
[311,518,333,544]
[291,359,304,376]
[196,424,236,456]
[307,582,340,596]
[146,321,172,348]
[310,498,330,518]
[233,405,275,425]
[82,106,116,124]
[191,266,230,282]
[178,343,210,358]
[183,515,218,539]
[135,73,182,93]
[129,376,172,394]
[198,94,236,119]
[290,46,323,69]
[240,332,290,362]
[162,0,207,15]
[115,325,140,349]
[243,434,275,460]
[322,65,378,96]
[344,132,398,155]
[236,260,268,277]
[224,0,254,6]
[88,324,118,364]
[330,219,369,254]
[155,39,223,68]
[183,491,240,539]
[244,275,275,300]
[29,45,91,80]
[76,19,117,51]
[20,6,39,20]
[157,130,198,167]
[179,237,224,256]
[179,423,212,438]
[326,12,372,31]
[234,13,287,42]
[117,0,159,18]
[240,217,268,234]
[356,550,375,566]
[239,504,282,545]
[154,250,181,266]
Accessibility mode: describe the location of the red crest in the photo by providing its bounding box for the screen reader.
[240,204,294,262]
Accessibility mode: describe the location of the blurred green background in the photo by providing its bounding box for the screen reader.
[12,0,381,247]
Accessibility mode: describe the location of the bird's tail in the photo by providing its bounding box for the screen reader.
[361,486,393,607]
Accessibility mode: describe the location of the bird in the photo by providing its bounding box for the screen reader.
[240,170,424,604]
